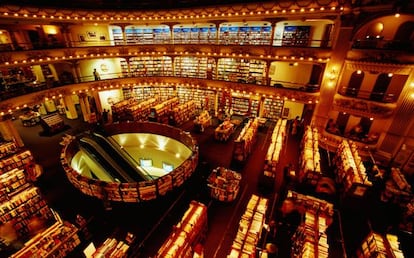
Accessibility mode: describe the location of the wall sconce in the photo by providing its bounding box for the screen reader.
[326,68,337,87]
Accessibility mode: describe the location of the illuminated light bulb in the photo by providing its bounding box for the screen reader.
[370,117,374,121]
[357,70,362,74]
[395,13,400,18]
[388,73,393,77]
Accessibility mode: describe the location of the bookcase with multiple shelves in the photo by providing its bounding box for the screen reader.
[120,56,173,77]
[263,119,287,177]
[40,113,65,134]
[0,141,18,159]
[218,22,272,45]
[174,56,216,79]
[291,210,330,258]
[124,25,171,45]
[229,194,268,257]
[357,231,405,258]
[170,100,196,125]
[123,86,175,102]
[207,167,241,202]
[299,126,322,186]
[125,97,158,121]
[334,140,372,197]
[111,28,124,45]
[10,220,80,258]
[287,190,334,258]
[177,87,216,112]
[173,23,217,44]
[156,200,207,258]
[0,150,34,175]
[92,237,130,258]
[233,118,259,163]
[217,58,266,85]
[148,97,180,123]
[262,98,284,121]
[231,97,250,116]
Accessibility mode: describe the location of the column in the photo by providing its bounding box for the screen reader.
[0,116,24,147]
[78,93,91,122]
[63,95,78,119]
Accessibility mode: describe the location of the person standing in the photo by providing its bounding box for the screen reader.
[102,109,109,123]
[93,68,100,81]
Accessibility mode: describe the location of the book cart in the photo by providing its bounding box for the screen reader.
[148,97,180,123]
[333,140,372,197]
[207,167,242,202]
[288,190,334,258]
[193,110,211,133]
[228,194,269,257]
[263,119,287,178]
[232,118,259,163]
[156,201,207,258]
[298,126,322,186]
[357,231,405,258]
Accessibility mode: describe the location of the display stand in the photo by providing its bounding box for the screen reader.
[357,231,405,258]
[156,201,207,258]
[215,120,235,142]
[233,118,259,163]
[263,119,287,177]
[228,194,268,257]
[299,126,322,186]
[333,140,372,197]
[207,167,241,202]
[39,113,65,135]
[193,110,211,133]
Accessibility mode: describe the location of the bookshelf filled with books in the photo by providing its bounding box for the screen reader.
[228,194,268,257]
[333,140,372,197]
[156,200,208,258]
[233,118,259,163]
[217,58,266,85]
[174,56,216,79]
[263,119,287,178]
[299,126,322,186]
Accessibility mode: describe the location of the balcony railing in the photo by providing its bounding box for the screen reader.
[338,86,398,103]
[352,38,414,52]
[0,37,333,52]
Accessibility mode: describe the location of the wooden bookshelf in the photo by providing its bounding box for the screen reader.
[299,126,322,186]
[148,97,180,123]
[263,119,287,177]
[92,237,130,258]
[262,98,284,121]
[0,141,19,159]
[156,201,208,258]
[233,118,259,163]
[0,150,34,175]
[217,58,266,85]
[357,232,405,258]
[177,87,216,112]
[170,100,196,125]
[229,194,268,257]
[333,140,372,197]
[40,114,65,134]
[122,56,173,77]
[10,221,80,258]
[207,167,241,202]
[174,56,216,79]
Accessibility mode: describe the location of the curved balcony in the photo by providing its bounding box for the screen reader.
[333,94,397,118]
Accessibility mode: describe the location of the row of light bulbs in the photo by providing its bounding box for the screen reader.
[0,83,317,116]
[2,6,343,22]
[3,52,330,66]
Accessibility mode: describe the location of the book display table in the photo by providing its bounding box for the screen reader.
[207,167,241,202]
